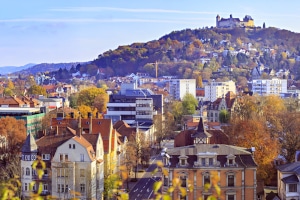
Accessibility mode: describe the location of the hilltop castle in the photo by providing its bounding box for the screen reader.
[216,14,254,28]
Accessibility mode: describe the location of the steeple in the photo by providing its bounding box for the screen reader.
[191,117,212,144]
[21,133,37,154]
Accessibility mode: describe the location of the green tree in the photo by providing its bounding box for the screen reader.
[169,101,183,127]
[182,93,198,115]
[219,109,230,123]
[68,93,79,108]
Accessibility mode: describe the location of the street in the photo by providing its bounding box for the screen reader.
[128,155,162,200]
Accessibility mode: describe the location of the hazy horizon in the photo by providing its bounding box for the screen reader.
[1,0,300,67]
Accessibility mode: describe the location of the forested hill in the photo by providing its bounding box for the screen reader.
[89,27,300,78]
[50,27,300,82]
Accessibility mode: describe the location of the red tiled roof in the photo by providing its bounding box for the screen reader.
[0,96,24,107]
[36,126,76,157]
[51,118,115,153]
[42,85,57,90]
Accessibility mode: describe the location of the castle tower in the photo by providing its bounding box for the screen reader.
[21,133,38,198]
[216,15,220,28]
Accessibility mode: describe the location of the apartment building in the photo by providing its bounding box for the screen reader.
[204,80,236,102]
[206,91,236,123]
[21,126,105,199]
[251,78,287,96]
[169,79,196,100]
[162,144,257,200]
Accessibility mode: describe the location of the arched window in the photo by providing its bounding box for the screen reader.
[26,168,30,176]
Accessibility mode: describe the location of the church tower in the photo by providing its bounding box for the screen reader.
[21,133,38,198]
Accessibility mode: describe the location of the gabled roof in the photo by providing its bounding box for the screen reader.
[0,96,24,106]
[72,136,95,160]
[22,133,38,153]
[113,120,136,141]
[36,126,76,156]
[51,117,116,153]
[82,134,101,152]
[281,174,299,183]
[277,162,300,175]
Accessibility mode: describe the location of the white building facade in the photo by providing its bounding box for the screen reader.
[251,78,287,96]
[169,79,196,100]
[204,80,236,102]
[21,129,104,200]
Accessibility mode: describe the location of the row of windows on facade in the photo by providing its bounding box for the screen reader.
[21,167,94,177]
[59,153,85,162]
[179,194,235,200]
[57,184,85,193]
[57,121,102,125]
[136,103,152,107]
[23,182,48,192]
[178,156,236,167]
[136,111,152,115]
[22,168,48,177]
[164,173,235,200]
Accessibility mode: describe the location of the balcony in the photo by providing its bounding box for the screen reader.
[32,174,50,181]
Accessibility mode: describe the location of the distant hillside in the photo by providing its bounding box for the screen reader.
[0,63,36,75]
[14,62,87,75]
[85,27,300,79]
[40,26,300,84]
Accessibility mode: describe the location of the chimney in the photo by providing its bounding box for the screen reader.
[78,113,81,129]
[77,113,82,137]
[96,112,99,119]
[88,112,92,134]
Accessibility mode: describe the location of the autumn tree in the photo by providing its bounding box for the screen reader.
[0,117,27,181]
[125,132,150,181]
[27,85,47,96]
[77,105,98,119]
[77,87,108,111]
[225,118,279,184]
[93,94,109,114]
[0,117,26,147]
[153,112,175,148]
[275,112,300,163]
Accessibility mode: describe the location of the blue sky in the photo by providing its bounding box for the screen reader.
[0,0,300,67]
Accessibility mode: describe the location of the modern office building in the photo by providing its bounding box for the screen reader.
[105,82,163,126]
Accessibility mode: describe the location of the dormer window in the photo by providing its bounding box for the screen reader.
[179,155,188,167]
[226,154,236,167]
[201,158,206,166]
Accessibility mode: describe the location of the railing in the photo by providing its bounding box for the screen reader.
[32,174,50,180]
